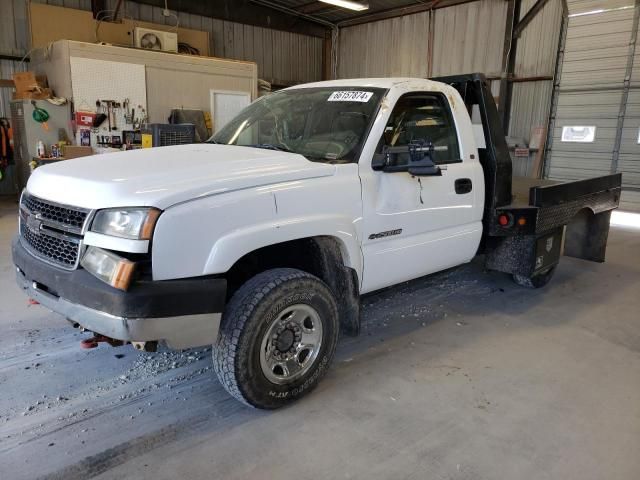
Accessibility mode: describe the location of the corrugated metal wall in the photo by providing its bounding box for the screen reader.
[509,0,563,140]
[338,12,431,78]
[546,2,640,211]
[507,0,564,176]
[124,2,324,86]
[337,0,509,79]
[431,0,508,76]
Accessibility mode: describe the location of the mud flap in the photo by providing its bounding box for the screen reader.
[564,210,612,263]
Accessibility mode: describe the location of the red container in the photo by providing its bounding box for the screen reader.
[75,111,96,127]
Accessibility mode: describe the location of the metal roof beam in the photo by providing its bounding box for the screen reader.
[295,2,334,14]
[336,0,480,27]
[130,0,330,37]
[512,0,552,39]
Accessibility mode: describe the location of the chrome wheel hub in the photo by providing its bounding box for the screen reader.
[259,304,323,385]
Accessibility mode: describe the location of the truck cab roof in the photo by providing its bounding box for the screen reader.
[285,77,453,93]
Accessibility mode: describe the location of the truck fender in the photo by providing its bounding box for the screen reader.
[203,214,364,282]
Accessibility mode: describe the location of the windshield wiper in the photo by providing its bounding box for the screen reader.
[247,143,295,153]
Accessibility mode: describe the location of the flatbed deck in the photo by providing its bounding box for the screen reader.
[511,176,558,207]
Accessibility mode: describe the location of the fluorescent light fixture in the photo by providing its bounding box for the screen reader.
[319,0,369,11]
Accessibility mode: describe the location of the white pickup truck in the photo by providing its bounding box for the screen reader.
[13,74,621,408]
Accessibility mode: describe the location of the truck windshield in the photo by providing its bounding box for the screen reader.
[208,87,386,163]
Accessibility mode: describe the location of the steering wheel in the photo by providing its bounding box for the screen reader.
[303,140,349,158]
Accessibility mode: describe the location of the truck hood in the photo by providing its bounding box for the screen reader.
[26,144,335,209]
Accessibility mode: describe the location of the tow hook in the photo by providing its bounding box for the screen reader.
[132,341,158,352]
[80,334,125,349]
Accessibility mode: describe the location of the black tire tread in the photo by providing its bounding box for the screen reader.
[212,268,333,408]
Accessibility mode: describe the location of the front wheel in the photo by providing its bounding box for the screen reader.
[512,265,557,288]
[212,268,339,409]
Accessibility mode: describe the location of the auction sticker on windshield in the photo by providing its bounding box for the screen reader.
[327,91,373,102]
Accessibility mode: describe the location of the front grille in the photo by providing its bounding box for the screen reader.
[19,193,90,270]
[21,192,89,233]
[20,221,80,269]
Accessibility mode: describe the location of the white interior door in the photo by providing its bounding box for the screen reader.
[210,90,251,133]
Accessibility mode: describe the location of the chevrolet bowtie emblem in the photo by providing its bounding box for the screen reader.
[26,213,43,234]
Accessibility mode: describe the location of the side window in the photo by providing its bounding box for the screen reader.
[381,93,460,164]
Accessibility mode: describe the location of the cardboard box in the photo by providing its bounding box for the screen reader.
[62,145,93,159]
[12,72,51,100]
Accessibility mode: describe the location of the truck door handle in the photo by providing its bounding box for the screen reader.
[455,178,472,194]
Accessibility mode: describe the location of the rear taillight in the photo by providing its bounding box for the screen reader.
[498,213,512,227]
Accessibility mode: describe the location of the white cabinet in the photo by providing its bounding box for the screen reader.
[30,40,258,125]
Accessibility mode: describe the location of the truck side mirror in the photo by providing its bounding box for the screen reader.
[406,140,441,176]
[407,150,441,176]
[408,160,441,176]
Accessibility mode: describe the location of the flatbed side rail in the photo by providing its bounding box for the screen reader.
[530,173,622,208]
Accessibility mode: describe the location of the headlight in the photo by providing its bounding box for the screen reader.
[91,208,161,240]
[81,246,135,291]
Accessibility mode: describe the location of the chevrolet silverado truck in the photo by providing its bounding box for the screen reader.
[13,74,622,409]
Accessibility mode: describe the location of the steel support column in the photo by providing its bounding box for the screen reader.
[612,0,640,174]
[498,0,521,135]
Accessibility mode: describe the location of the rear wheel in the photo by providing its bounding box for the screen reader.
[512,265,557,288]
[212,268,339,409]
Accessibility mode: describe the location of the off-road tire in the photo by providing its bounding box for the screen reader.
[212,268,339,409]
[512,265,557,288]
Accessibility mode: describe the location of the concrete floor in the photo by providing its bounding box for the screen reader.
[0,196,639,480]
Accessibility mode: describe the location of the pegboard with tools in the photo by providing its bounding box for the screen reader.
[69,57,148,151]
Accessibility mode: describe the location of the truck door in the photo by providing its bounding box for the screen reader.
[359,91,483,293]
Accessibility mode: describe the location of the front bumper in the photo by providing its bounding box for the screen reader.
[13,237,226,349]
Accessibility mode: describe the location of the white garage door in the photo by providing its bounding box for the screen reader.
[546,1,640,211]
